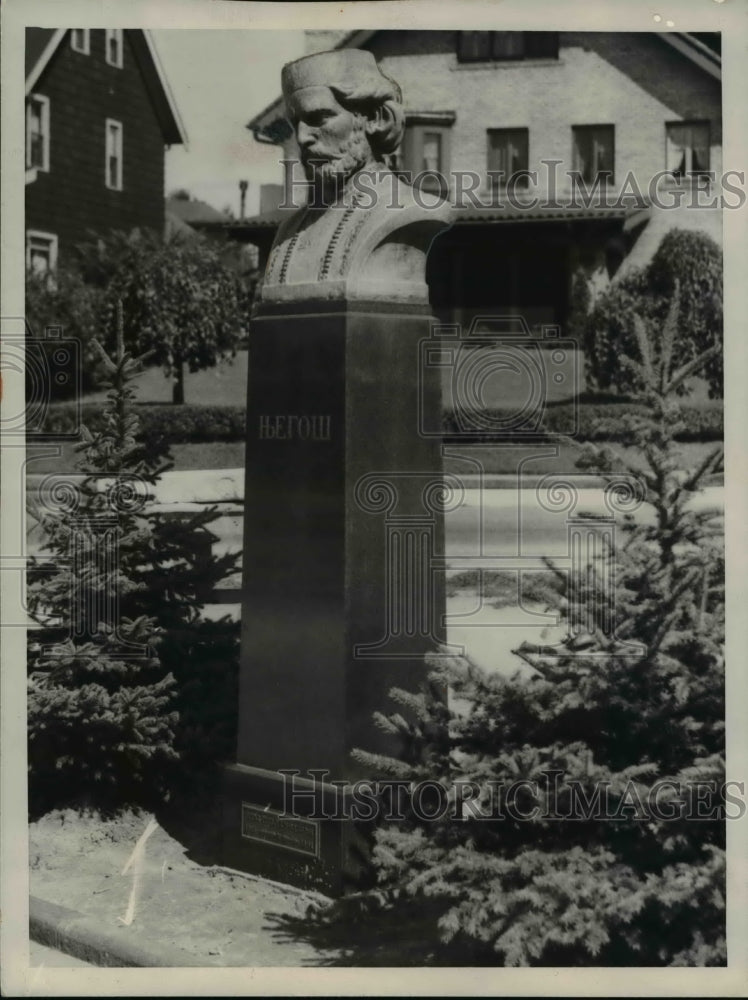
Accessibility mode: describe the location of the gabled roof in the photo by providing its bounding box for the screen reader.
[165,209,198,241]
[26,28,63,82]
[247,29,721,142]
[659,32,721,80]
[166,196,231,225]
[25,27,187,146]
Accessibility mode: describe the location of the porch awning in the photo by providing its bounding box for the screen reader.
[453,201,651,227]
[199,200,651,245]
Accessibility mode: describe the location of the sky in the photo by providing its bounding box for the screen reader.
[150,29,307,217]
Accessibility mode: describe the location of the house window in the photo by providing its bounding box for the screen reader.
[26,95,50,171]
[458,32,559,62]
[420,132,443,173]
[395,116,453,192]
[70,29,90,54]
[105,28,123,68]
[26,231,58,274]
[487,128,529,187]
[572,125,615,185]
[105,119,123,190]
[666,121,710,178]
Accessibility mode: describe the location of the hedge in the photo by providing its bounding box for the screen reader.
[41,403,247,445]
[41,399,723,445]
[443,400,723,442]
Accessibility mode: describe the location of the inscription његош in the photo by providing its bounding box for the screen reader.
[258,414,331,441]
[241,803,320,857]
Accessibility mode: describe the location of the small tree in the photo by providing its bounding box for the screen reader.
[301,288,725,966]
[27,308,243,815]
[27,318,179,815]
[75,227,248,402]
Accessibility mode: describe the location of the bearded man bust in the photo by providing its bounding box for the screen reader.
[257,49,453,308]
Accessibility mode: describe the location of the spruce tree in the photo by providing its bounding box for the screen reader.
[314,286,726,966]
[28,304,242,817]
[27,311,179,814]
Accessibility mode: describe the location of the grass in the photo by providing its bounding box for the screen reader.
[446,569,561,607]
[26,441,247,475]
[82,352,249,406]
[444,441,721,478]
[78,353,714,411]
[27,439,722,479]
[34,365,719,479]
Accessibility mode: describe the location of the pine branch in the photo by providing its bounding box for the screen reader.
[667,344,722,397]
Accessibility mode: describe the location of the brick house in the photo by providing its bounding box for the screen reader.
[232,30,721,337]
[25,28,187,272]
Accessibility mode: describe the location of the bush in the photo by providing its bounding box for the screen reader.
[648,229,723,394]
[42,402,247,446]
[587,229,722,398]
[41,399,721,449]
[25,267,107,398]
[443,400,723,442]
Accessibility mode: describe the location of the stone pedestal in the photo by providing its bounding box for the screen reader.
[222,299,447,894]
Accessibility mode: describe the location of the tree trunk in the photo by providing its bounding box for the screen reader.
[172,360,185,404]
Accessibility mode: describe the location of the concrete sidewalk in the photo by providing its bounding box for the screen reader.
[26,467,725,507]
[29,896,222,968]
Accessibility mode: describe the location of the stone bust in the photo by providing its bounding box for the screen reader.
[258,49,452,307]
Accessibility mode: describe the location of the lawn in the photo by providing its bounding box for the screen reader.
[444,441,720,478]
[31,353,719,479]
[25,441,244,475]
[82,351,249,406]
[27,438,722,480]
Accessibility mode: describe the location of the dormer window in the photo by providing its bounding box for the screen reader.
[458,32,559,62]
[105,28,123,68]
[70,29,90,54]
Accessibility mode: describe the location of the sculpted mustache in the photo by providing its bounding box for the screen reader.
[301,151,335,163]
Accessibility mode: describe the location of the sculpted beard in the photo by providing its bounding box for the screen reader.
[303,114,372,192]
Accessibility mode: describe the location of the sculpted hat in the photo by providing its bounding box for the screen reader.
[281,49,399,102]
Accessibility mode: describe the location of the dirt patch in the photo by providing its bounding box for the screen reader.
[30,809,340,966]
